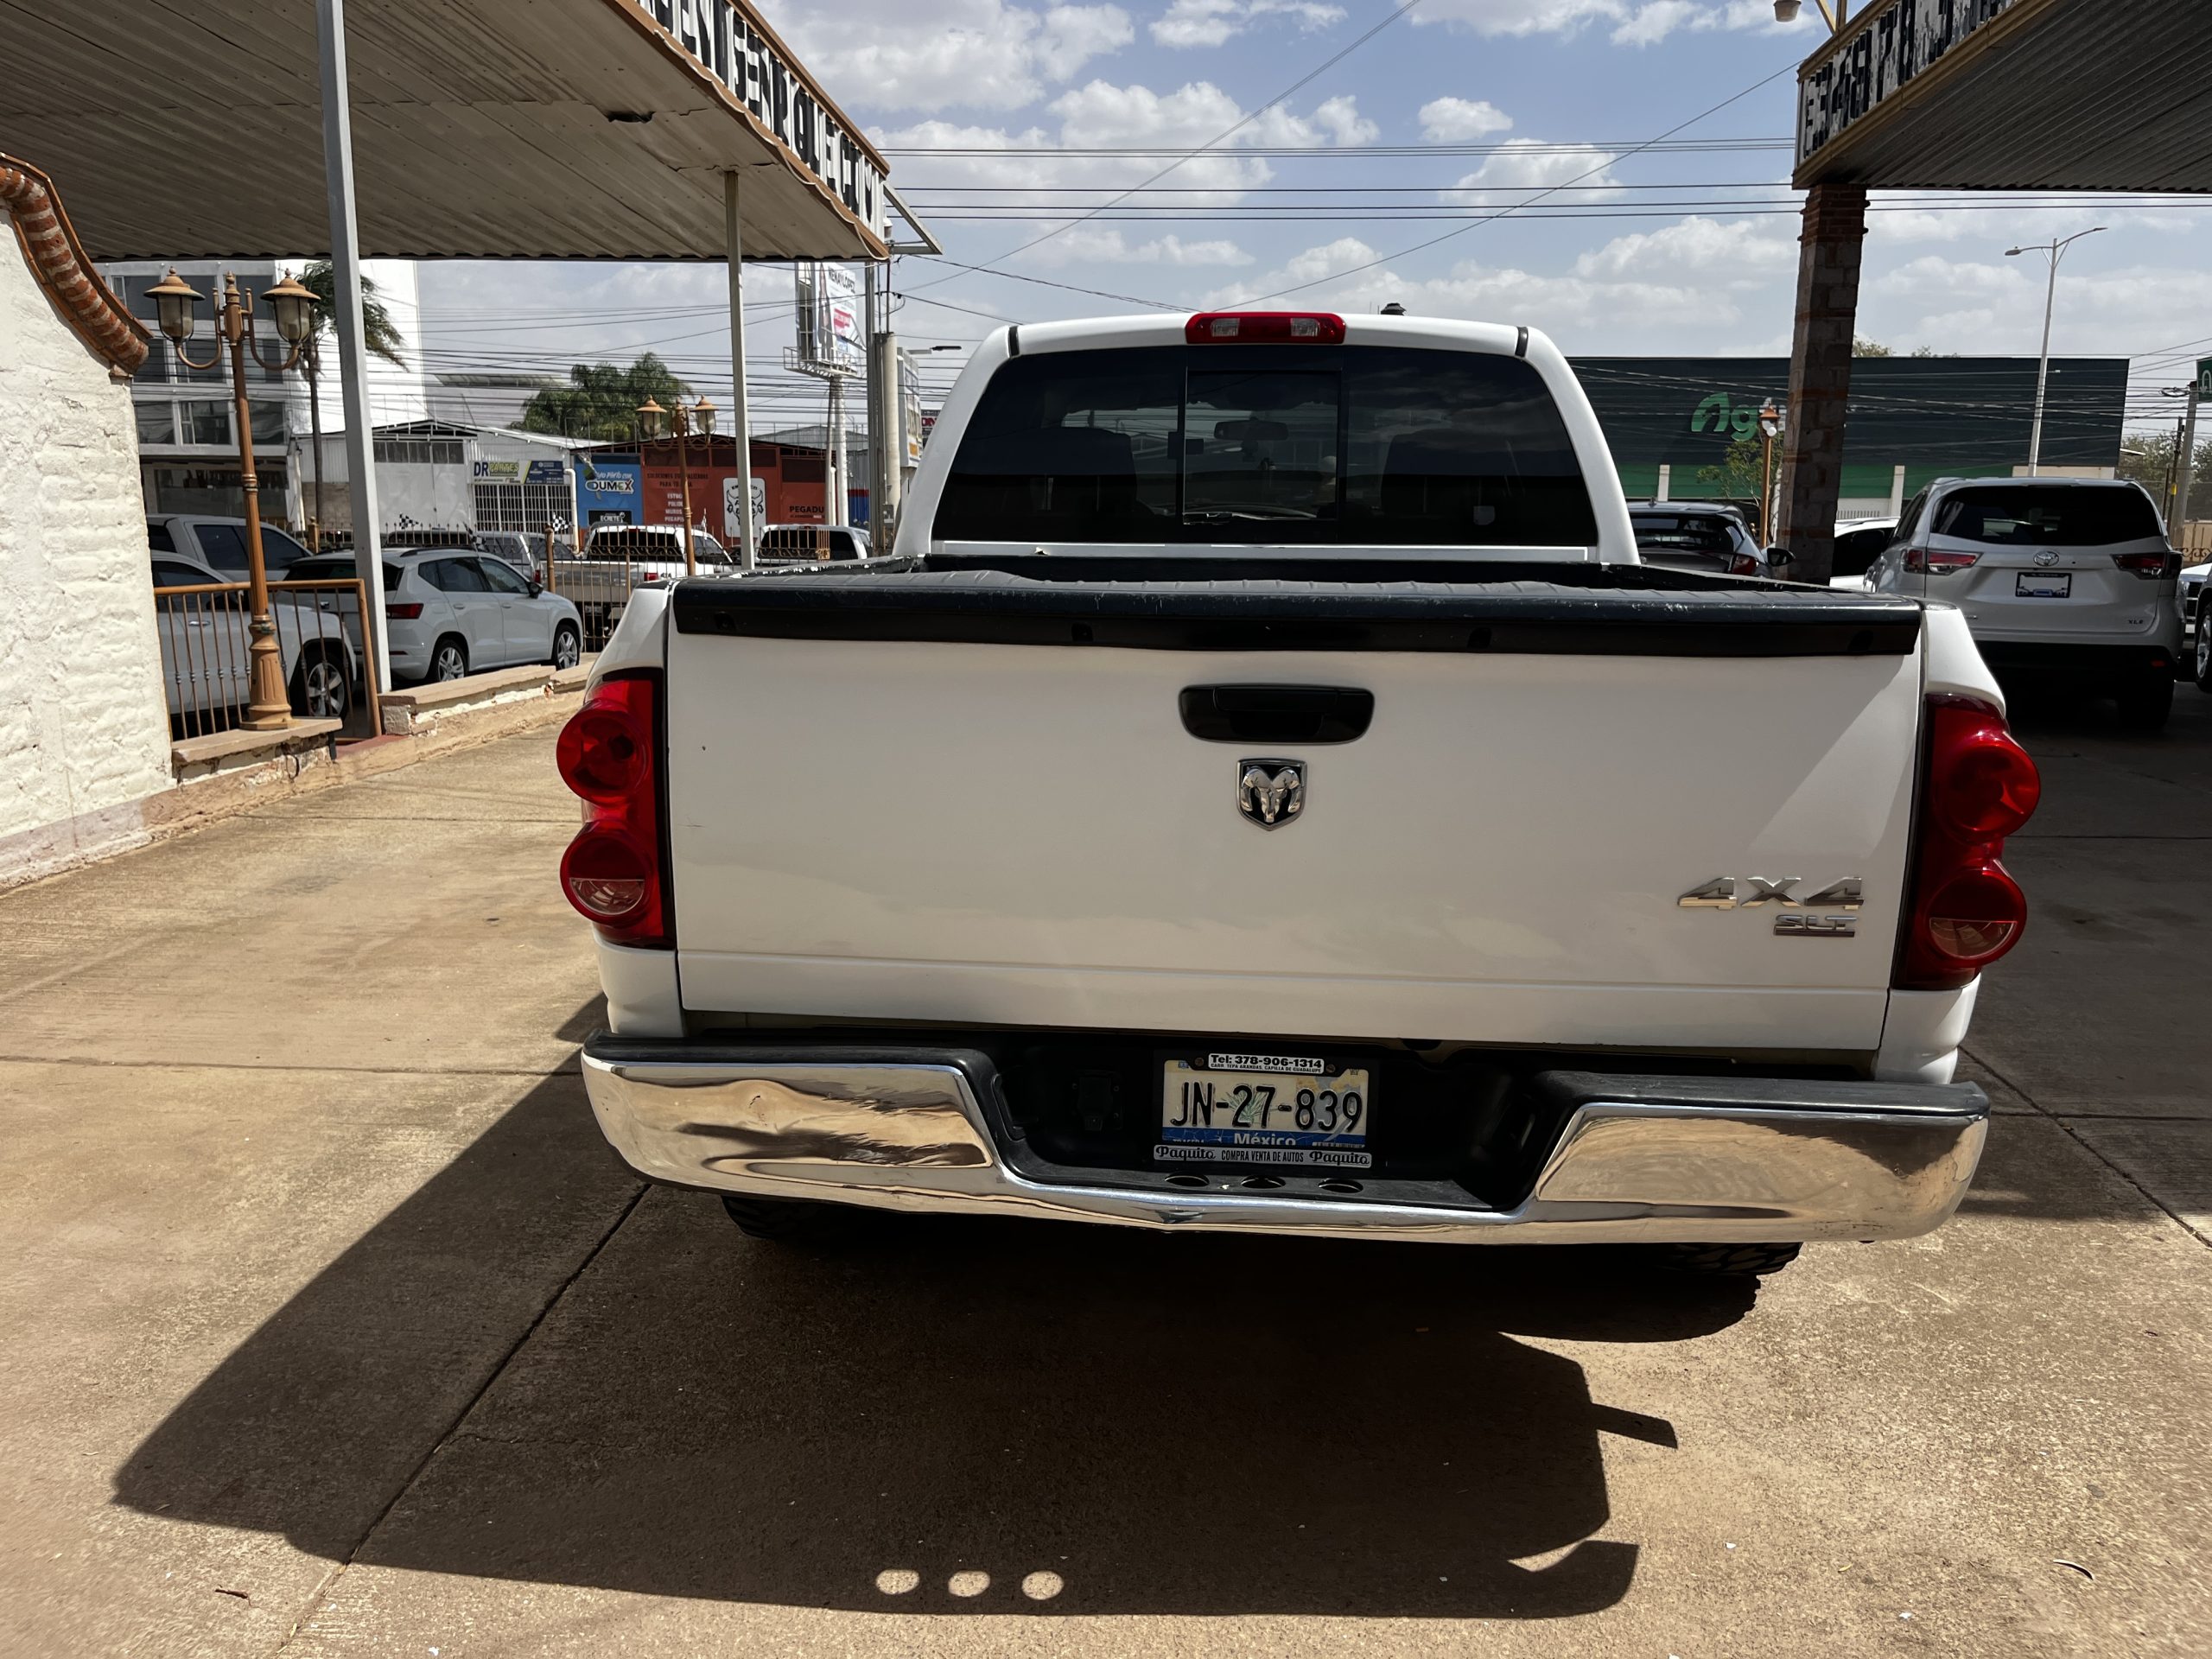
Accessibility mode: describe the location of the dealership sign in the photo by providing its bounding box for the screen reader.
[631,0,886,238]
[1798,0,2022,166]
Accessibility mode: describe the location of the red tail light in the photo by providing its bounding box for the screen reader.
[385,601,423,620]
[556,672,669,946]
[1902,548,1978,575]
[2112,550,2179,580]
[1185,311,1345,345]
[1897,696,2039,990]
[1727,553,1763,576]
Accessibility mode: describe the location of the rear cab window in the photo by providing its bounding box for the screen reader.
[1932,486,2163,547]
[1630,513,1740,563]
[934,344,1599,550]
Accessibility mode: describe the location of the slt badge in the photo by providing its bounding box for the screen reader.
[1238,760,1306,829]
[1679,875,1863,937]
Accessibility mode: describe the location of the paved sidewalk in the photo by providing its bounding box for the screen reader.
[0,699,2208,1658]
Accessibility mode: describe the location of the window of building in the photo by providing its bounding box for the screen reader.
[136,403,177,446]
[181,401,230,446]
[250,402,288,444]
[372,438,465,466]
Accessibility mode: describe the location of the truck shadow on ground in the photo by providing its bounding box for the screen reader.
[113,1061,1761,1622]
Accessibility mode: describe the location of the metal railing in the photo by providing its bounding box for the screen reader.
[156,579,380,741]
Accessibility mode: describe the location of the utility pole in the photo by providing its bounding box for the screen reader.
[2176,380,2202,531]
[2007,226,2105,477]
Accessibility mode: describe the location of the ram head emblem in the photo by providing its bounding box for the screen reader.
[1238,760,1306,829]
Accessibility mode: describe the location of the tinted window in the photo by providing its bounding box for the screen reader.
[148,522,175,553]
[1630,514,1738,557]
[259,527,308,571]
[289,556,406,590]
[480,558,532,594]
[192,523,250,574]
[424,556,489,593]
[152,560,207,588]
[1932,486,2161,547]
[935,344,1598,548]
[1832,527,1891,577]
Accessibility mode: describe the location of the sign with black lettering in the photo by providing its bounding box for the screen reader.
[631,0,887,239]
[1798,0,2022,167]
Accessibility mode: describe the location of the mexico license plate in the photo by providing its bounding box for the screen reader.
[1157,1053,1372,1169]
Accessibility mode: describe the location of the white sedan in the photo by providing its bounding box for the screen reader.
[291,549,582,683]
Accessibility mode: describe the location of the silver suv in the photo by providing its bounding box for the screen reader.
[1868,477,2184,730]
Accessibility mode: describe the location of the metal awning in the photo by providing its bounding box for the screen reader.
[1796,0,2212,192]
[0,0,900,260]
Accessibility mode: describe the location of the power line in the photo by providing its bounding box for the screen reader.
[1239,54,1807,304]
[904,0,1426,298]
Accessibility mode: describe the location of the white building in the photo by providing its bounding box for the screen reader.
[96,256,427,530]
[306,420,588,540]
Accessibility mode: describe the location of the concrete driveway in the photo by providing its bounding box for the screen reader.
[1,692,2208,1657]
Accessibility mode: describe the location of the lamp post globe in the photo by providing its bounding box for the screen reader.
[637,396,667,441]
[693,396,716,437]
[1773,0,1802,19]
[146,268,202,345]
[264,273,319,346]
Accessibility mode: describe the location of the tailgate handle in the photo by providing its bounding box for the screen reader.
[1179,684,1374,744]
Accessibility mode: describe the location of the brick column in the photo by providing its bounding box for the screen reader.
[1777,181,1868,586]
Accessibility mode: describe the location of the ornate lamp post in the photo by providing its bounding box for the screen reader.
[1758,402,1786,545]
[637,393,717,576]
[148,267,319,729]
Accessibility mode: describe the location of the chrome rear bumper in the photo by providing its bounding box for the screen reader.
[581,1039,1988,1245]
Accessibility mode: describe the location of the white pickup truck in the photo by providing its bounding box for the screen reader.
[559,310,2042,1276]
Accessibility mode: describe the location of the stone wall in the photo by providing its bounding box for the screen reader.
[0,203,172,883]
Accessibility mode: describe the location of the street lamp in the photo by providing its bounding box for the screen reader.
[1758,402,1787,544]
[148,267,319,730]
[638,392,718,575]
[2007,226,2106,477]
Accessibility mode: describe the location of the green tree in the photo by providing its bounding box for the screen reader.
[521,354,693,442]
[296,259,408,368]
[1853,337,1893,357]
[1695,436,1767,499]
[2119,428,2212,516]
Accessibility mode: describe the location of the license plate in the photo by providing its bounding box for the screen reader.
[2016,572,2071,598]
[1157,1054,1371,1169]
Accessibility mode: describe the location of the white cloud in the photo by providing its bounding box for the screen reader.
[1030,226,1254,266]
[1152,0,1344,48]
[1444,139,1623,207]
[1407,0,1806,42]
[754,0,1132,114]
[1572,215,1796,279]
[1205,237,1743,348]
[1418,98,1515,143]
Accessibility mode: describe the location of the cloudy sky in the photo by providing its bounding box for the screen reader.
[414,0,2210,431]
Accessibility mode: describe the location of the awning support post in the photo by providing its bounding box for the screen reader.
[315,0,388,697]
[724,170,756,570]
[1777,181,1867,587]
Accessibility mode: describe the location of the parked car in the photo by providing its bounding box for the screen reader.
[563,308,2036,1280]
[758,524,872,563]
[148,515,315,577]
[149,549,359,721]
[581,524,736,577]
[289,549,582,683]
[1866,477,2185,729]
[1830,518,1897,590]
[2182,559,2209,690]
[1626,502,1781,577]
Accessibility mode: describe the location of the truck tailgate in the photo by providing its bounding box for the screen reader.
[664,574,1926,1053]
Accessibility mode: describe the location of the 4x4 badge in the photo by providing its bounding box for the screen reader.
[1679,876,1863,934]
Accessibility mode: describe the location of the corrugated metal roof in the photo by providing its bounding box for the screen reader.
[1796,0,2212,191]
[0,0,893,260]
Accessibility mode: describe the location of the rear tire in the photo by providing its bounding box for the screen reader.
[1651,1242,1802,1278]
[289,648,350,721]
[550,622,581,671]
[2194,622,2212,693]
[427,634,468,683]
[2114,673,2174,732]
[720,1193,862,1244]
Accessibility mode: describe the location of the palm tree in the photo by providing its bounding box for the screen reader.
[295,261,408,542]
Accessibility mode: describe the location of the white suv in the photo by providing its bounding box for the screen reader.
[1868,477,2184,730]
